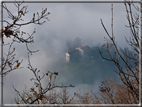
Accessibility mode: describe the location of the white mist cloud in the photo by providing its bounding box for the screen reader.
[2,2,139,104]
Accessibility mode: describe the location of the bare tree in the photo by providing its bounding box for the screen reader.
[97,2,141,104]
[1,2,75,105]
[13,61,75,104]
[1,1,50,76]
[1,1,50,105]
[73,89,94,104]
[72,2,141,105]
[73,2,141,105]
[14,86,75,104]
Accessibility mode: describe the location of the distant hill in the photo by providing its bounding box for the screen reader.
[52,46,122,86]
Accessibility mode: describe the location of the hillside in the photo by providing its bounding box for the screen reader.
[51,46,120,86]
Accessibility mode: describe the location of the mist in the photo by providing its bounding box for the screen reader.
[1,2,138,104]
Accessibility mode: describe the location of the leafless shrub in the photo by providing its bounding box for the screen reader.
[97,3,140,104]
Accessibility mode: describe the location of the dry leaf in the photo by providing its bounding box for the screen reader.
[39,94,45,100]
[34,82,39,87]
[38,99,41,103]
[54,72,58,75]
[49,75,52,80]
[19,10,24,16]
[36,84,39,87]
[17,102,20,104]
[33,91,38,97]
[30,88,34,92]
[70,98,73,102]
[46,72,48,76]
[15,63,20,68]
[4,27,13,38]
[16,60,19,63]
[26,97,29,101]
[26,97,31,101]
[100,87,106,92]
[3,67,6,70]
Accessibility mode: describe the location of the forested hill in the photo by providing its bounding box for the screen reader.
[51,46,123,86]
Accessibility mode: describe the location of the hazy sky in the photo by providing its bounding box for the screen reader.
[1,1,139,104]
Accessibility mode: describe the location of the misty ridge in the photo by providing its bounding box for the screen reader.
[4,29,129,103]
[37,36,126,87]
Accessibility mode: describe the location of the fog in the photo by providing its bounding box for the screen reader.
[1,2,138,104]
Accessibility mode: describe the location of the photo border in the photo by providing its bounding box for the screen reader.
[1,0,141,106]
